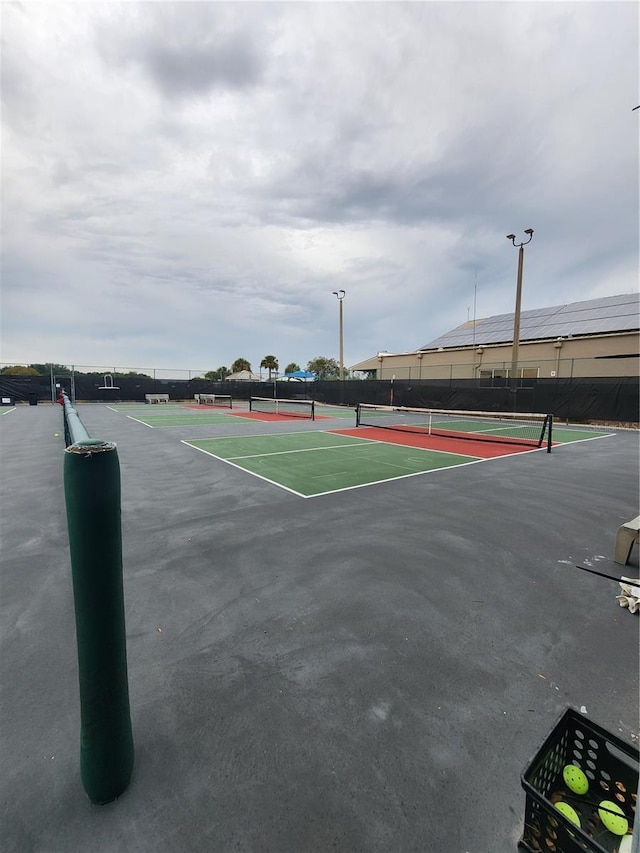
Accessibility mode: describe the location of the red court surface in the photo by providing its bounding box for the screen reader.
[184,405,331,420]
[331,426,539,458]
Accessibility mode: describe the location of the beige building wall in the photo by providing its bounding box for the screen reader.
[352,331,640,380]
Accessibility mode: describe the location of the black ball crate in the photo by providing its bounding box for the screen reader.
[519,707,638,853]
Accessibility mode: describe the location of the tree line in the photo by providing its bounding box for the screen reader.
[202,356,352,381]
[1,357,359,381]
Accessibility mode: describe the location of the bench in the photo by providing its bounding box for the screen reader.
[614,515,640,565]
[145,394,170,404]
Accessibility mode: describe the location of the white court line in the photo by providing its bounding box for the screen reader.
[181,427,348,443]
[307,457,494,498]
[341,430,487,458]
[181,433,545,498]
[306,445,553,498]
[182,428,494,461]
[1,407,17,415]
[227,441,376,460]
[181,440,306,497]
[127,415,154,428]
[553,432,616,445]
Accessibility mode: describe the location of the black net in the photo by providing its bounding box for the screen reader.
[198,394,232,408]
[356,404,552,449]
[250,397,315,420]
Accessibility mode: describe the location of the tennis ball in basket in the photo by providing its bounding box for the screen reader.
[563,764,589,795]
[555,802,581,826]
[598,800,628,836]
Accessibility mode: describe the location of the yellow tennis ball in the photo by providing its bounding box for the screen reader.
[563,764,589,795]
[555,801,581,826]
[54,433,59,437]
[598,800,628,836]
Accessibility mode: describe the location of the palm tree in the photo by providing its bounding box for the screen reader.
[231,358,251,373]
[260,355,279,379]
[284,362,300,375]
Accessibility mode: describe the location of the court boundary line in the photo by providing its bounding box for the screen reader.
[306,455,503,498]
[180,433,547,498]
[328,429,546,458]
[550,432,616,445]
[182,440,307,497]
[181,427,353,443]
[226,441,381,461]
[126,412,235,427]
[1,407,17,416]
[181,427,492,460]
[127,415,155,429]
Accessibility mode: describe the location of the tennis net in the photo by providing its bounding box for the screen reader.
[198,394,232,408]
[356,404,553,451]
[250,397,315,420]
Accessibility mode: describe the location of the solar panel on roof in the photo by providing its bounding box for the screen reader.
[418,292,639,350]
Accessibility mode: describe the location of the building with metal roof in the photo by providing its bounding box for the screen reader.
[351,293,639,381]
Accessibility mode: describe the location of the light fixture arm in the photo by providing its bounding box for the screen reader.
[507,229,534,248]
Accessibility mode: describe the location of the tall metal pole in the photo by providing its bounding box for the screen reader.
[339,297,344,381]
[506,229,534,397]
[333,290,346,380]
[510,244,525,391]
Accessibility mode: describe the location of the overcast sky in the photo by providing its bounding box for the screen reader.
[2,1,638,375]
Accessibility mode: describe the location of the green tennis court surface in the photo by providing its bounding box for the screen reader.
[128,412,237,427]
[552,426,616,443]
[183,431,479,497]
[314,405,356,419]
[108,404,187,413]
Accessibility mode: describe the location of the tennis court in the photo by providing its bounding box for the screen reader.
[178,406,615,497]
[2,402,638,853]
[113,397,355,428]
[183,430,486,497]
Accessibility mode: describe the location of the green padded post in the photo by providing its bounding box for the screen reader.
[64,440,134,804]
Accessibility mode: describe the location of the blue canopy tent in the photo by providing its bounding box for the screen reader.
[279,370,317,382]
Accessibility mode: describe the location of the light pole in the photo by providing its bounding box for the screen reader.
[332,290,346,380]
[506,229,534,396]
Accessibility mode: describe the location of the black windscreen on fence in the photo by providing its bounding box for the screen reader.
[1,375,637,423]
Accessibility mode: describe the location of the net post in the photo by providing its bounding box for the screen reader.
[64,440,134,804]
[310,400,315,421]
[547,414,553,453]
[356,404,361,427]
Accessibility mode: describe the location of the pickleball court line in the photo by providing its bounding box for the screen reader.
[180,427,361,444]
[326,429,532,458]
[225,441,384,460]
[181,440,308,497]
[551,432,616,444]
[127,415,155,428]
[180,434,529,498]
[179,427,494,460]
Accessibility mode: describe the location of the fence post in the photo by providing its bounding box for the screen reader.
[64,440,134,804]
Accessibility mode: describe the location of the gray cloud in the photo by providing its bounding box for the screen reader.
[114,32,265,100]
[1,2,638,370]
[95,3,268,100]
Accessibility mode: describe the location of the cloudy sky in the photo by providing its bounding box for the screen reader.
[1,2,638,375]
